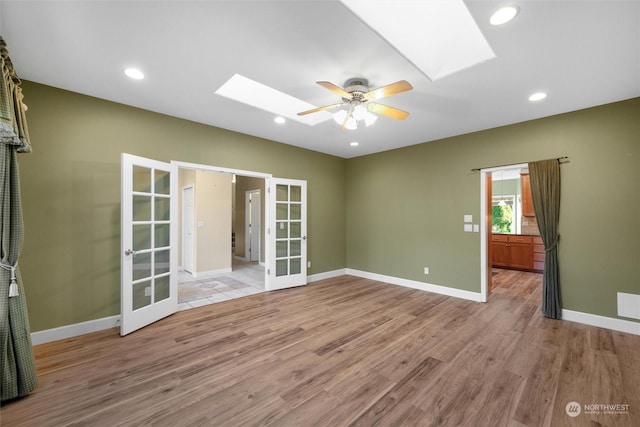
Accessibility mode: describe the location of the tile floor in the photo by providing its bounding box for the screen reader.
[178,259,265,311]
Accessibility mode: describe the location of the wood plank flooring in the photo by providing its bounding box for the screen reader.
[2,270,639,426]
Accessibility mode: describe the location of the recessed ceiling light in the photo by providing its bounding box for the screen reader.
[529,92,547,102]
[490,6,519,25]
[124,68,144,80]
[350,141,359,147]
[274,116,286,124]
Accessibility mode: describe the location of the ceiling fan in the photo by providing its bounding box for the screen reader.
[298,78,413,130]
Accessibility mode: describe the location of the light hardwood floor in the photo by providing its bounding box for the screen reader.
[2,270,639,426]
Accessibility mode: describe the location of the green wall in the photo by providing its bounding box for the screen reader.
[18,80,639,332]
[346,97,640,321]
[19,81,347,332]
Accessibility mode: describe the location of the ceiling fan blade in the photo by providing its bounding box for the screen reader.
[316,81,351,99]
[365,80,413,100]
[297,103,345,116]
[368,103,410,120]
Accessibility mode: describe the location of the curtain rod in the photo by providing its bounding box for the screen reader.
[471,156,568,173]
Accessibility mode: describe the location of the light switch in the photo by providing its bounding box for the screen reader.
[464,215,472,223]
[464,224,473,232]
[197,220,204,228]
[473,224,479,232]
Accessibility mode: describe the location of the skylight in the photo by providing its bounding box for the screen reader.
[339,0,496,81]
[215,74,332,126]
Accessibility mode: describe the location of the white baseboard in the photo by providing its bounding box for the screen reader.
[346,268,484,302]
[562,309,640,335]
[308,268,347,283]
[31,315,121,346]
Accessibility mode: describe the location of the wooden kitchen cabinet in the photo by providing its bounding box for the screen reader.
[491,234,509,268]
[491,234,537,271]
[508,235,533,270]
[533,236,545,272]
[521,173,535,217]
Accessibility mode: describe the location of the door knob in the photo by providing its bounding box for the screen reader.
[124,249,138,256]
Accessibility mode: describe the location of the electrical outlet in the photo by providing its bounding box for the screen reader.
[424,267,429,275]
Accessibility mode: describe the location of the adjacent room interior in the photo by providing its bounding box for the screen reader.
[177,167,266,310]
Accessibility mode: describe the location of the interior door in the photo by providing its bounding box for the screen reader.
[121,153,177,336]
[182,186,194,273]
[267,178,307,291]
[248,190,261,262]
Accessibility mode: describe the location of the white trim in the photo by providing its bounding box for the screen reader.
[562,309,640,336]
[171,160,272,180]
[346,269,484,302]
[193,267,232,279]
[31,315,121,345]
[308,268,347,283]
[480,171,488,302]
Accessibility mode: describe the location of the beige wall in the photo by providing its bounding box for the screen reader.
[194,170,232,274]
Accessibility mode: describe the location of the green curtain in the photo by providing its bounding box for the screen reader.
[528,159,562,319]
[0,36,37,402]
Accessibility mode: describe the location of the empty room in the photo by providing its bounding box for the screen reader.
[1,1,639,426]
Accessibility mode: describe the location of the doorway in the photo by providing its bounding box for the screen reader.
[480,163,529,301]
[176,167,268,310]
[121,155,308,334]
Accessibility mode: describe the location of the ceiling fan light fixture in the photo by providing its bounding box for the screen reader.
[345,117,358,130]
[364,112,377,127]
[333,109,348,125]
[352,104,368,121]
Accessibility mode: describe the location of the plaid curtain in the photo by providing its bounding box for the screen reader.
[0,36,37,402]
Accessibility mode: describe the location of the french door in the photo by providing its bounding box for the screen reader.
[121,154,177,335]
[267,178,307,291]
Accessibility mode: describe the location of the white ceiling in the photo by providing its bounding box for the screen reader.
[1,0,638,159]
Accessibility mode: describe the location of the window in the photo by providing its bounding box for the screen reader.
[492,195,516,233]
